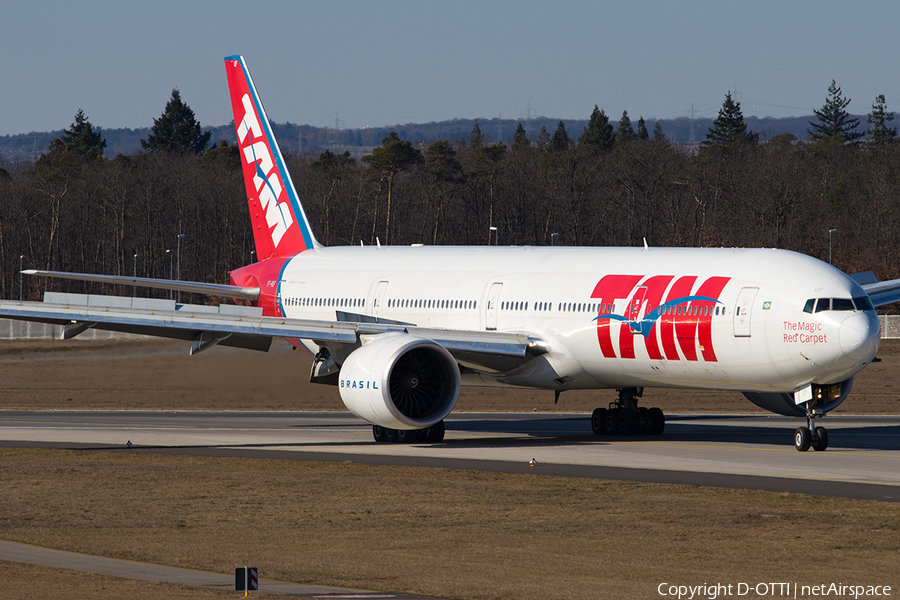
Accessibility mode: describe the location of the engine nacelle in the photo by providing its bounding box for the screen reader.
[339,334,460,430]
[742,378,853,417]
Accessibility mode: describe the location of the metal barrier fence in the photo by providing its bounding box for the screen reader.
[0,319,137,340]
[3,315,900,340]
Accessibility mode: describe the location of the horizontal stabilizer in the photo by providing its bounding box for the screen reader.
[849,271,879,286]
[22,270,259,301]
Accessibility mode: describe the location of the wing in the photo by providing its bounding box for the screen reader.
[0,294,546,374]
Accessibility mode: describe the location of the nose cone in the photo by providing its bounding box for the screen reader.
[840,311,880,362]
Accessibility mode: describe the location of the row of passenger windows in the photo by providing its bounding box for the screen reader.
[283,296,728,316]
[803,297,874,313]
[284,297,365,308]
[388,298,477,310]
[503,301,726,316]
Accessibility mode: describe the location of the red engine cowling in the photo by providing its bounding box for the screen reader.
[339,334,460,430]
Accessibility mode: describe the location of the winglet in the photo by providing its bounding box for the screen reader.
[224,55,318,258]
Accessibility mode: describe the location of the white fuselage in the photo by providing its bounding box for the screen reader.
[275,245,879,395]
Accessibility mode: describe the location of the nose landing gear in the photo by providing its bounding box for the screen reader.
[794,407,828,452]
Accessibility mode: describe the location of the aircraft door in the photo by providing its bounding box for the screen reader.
[485,282,503,330]
[372,280,389,318]
[626,286,648,328]
[733,287,758,337]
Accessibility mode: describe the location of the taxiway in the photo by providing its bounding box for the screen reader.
[1,410,898,501]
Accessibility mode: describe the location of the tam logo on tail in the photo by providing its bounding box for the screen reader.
[225,56,317,258]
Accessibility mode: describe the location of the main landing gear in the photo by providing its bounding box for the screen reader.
[590,387,665,436]
[794,406,828,452]
[373,420,445,444]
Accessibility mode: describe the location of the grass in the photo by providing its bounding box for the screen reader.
[2,449,899,599]
[0,337,898,414]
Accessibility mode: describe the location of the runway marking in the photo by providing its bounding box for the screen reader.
[0,420,196,429]
[603,440,900,460]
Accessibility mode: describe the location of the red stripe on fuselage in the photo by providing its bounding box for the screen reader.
[591,275,643,358]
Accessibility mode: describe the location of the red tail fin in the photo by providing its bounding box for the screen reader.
[224,55,318,259]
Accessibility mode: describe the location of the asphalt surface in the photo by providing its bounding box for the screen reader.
[2,410,899,501]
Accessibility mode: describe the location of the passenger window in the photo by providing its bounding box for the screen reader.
[814,298,830,313]
[803,299,814,314]
[832,298,855,311]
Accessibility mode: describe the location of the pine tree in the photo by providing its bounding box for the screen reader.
[808,81,862,143]
[865,94,896,146]
[550,121,572,152]
[652,122,666,143]
[34,109,107,176]
[537,125,551,149]
[46,109,106,161]
[637,117,650,140]
[579,106,615,151]
[616,110,636,144]
[511,122,530,151]
[362,132,423,244]
[469,121,484,150]
[142,89,211,155]
[703,92,757,147]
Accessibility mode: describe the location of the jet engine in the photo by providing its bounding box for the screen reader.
[742,378,853,417]
[338,334,460,430]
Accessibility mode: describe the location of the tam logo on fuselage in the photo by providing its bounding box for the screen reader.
[236,94,294,247]
[592,274,731,362]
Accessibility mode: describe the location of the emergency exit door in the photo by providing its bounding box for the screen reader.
[733,287,758,337]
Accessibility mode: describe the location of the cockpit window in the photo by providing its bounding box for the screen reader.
[814,298,831,313]
[831,298,855,311]
[853,296,875,311]
[805,296,874,313]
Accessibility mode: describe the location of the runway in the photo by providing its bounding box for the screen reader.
[1,410,899,501]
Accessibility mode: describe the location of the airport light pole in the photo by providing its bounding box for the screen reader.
[829,228,838,265]
[166,249,173,300]
[176,234,186,303]
[19,255,26,302]
[133,253,141,297]
[551,232,560,246]
[490,226,498,246]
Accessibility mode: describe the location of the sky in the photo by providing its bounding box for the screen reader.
[2,1,900,137]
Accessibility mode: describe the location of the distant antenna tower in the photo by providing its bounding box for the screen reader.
[330,111,344,152]
[525,102,536,139]
[690,103,695,150]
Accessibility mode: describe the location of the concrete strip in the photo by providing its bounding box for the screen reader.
[0,540,436,598]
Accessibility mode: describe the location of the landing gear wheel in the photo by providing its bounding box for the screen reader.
[397,428,418,444]
[421,420,445,443]
[617,409,639,435]
[604,408,620,435]
[373,425,388,443]
[384,428,397,443]
[637,407,651,435]
[591,408,607,436]
[794,427,811,452]
[647,407,665,435]
[812,427,828,452]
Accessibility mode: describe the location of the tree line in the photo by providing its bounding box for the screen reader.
[1,83,898,306]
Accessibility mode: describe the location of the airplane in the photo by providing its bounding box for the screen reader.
[1,55,898,452]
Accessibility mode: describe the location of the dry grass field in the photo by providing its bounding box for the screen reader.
[1,336,898,414]
[1,450,899,600]
[1,337,899,599]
